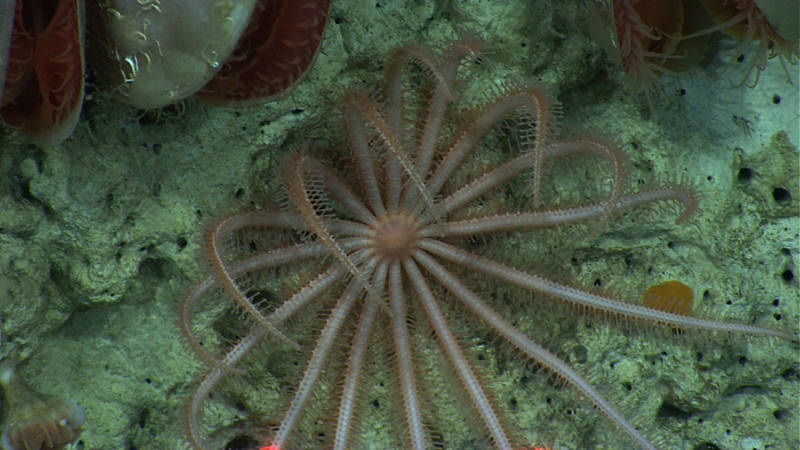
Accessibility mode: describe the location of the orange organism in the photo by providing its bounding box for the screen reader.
[642,280,694,316]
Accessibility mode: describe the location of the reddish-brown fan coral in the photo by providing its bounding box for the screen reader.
[88,0,332,109]
[0,0,85,146]
[197,0,332,105]
[1,0,332,144]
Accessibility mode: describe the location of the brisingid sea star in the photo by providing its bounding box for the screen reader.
[179,39,795,449]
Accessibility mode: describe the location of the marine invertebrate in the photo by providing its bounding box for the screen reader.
[589,0,699,88]
[196,0,333,105]
[88,0,259,109]
[0,0,331,143]
[696,0,800,85]
[179,39,794,449]
[0,361,86,450]
[90,0,332,108]
[642,280,694,316]
[0,0,85,146]
[590,0,799,90]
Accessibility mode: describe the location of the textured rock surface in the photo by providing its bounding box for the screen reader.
[0,1,796,448]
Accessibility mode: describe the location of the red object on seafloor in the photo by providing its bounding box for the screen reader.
[0,0,85,146]
[196,0,332,105]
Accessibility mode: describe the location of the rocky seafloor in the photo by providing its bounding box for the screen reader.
[0,1,797,449]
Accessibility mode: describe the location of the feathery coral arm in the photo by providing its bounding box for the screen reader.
[273,276,369,448]
[412,248,658,450]
[404,257,513,450]
[206,211,312,348]
[420,239,795,340]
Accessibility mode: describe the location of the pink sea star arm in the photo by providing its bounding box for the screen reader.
[420,239,794,340]
[412,248,659,450]
[431,184,697,237]
[274,277,367,448]
[404,257,513,450]
[334,261,387,450]
[388,262,427,450]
